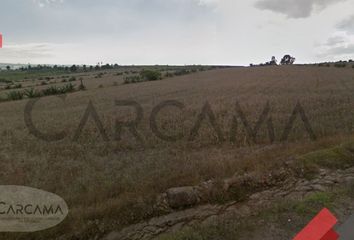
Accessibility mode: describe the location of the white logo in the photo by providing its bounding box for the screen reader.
[0,185,69,232]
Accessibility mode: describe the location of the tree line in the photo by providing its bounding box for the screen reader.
[3,63,120,72]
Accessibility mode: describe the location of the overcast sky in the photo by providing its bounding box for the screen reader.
[0,0,354,65]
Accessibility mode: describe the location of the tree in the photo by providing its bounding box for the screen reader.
[270,56,277,65]
[6,65,11,71]
[281,55,296,65]
[70,65,78,72]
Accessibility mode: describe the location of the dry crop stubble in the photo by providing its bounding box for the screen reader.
[0,65,354,238]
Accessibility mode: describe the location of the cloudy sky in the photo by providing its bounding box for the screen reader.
[0,0,354,65]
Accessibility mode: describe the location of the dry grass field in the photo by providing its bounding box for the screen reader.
[1,64,354,239]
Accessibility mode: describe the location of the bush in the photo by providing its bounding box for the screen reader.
[42,83,76,96]
[61,83,76,93]
[334,63,346,68]
[174,69,190,76]
[6,90,24,101]
[13,84,22,89]
[4,84,22,90]
[24,88,41,98]
[42,86,60,96]
[164,72,175,78]
[0,78,12,84]
[68,77,76,82]
[124,76,142,84]
[95,73,104,78]
[140,70,162,81]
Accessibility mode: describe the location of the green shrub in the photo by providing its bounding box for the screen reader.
[318,63,329,67]
[6,90,24,101]
[24,88,41,98]
[4,83,22,90]
[69,77,76,82]
[61,83,76,93]
[0,78,12,84]
[296,142,354,179]
[42,83,76,96]
[174,69,190,76]
[13,84,22,89]
[42,86,60,96]
[124,76,142,84]
[140,70,162,81]
[334,63,346,68]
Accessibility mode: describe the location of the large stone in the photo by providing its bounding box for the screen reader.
[166,187,199,209]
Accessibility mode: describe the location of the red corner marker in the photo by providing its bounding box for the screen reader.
[0,33,2,48]
[293,208,339,240]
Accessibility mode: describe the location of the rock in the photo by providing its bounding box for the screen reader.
[195,180,221,201]
[343,176,354,185]
[166,187,199,209]
[154,193,171,212]
[295,185,312,192]
[311,184,326,192]
[319,169,327,176]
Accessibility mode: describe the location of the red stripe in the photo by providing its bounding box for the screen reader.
[321,229,339,240]
[0,34,2,48]
[293,208,338,240]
